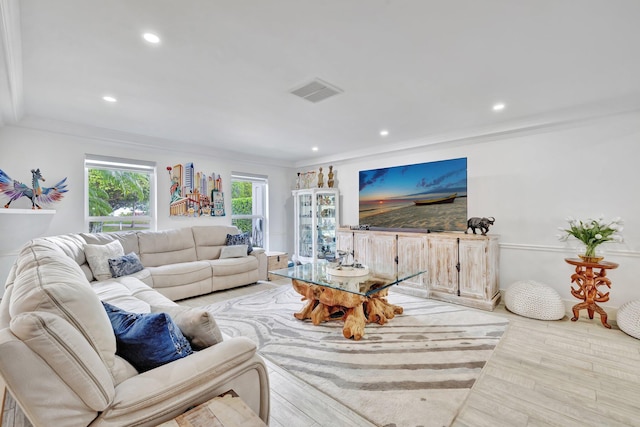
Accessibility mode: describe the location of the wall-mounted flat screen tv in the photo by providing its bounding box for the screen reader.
[359,157,467,232]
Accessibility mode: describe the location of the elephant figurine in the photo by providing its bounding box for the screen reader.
[465,217,495,236]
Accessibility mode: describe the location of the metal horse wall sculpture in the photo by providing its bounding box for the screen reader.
[0,168,68,209]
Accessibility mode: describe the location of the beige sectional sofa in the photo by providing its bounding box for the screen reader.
[0,225,271,426]
[80,225,267,300]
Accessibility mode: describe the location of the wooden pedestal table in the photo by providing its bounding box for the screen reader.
[291,279,403,340]
[565,258,619,329]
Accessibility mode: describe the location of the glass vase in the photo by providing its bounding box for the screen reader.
[576,243,605,263]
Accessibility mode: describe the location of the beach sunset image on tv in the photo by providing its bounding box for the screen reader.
[359,157,467,231]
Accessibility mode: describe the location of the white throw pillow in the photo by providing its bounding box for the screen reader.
[219,244,248,259]
[85,240,125,281]
[151,305,224,350]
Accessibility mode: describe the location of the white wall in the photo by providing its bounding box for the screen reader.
[298,111,640,309]
[3,111,639,310]
[0,125,294,293]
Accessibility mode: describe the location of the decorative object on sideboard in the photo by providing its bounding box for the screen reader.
[557,215,624,263]
[327,165,335,188]
[465,216,495,236]
[317,167,324,188]
[297,170,316,189]
[350,224,370,230]
[0,168,68,209]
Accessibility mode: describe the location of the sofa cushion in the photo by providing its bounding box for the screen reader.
[85,240,125,281]
[192,225,241,260]
[151,305,224,350]
[209,256,259,276]
[92,280,152,313]
[81,231,140,256]
[109,252,144,278]
[102,302,193,372]
[220,245,248,259]
[145,261,212,289]
[9,239,118,380]
[114,276,177,307]
[10,311,115,411]
[226,232,253,255]
[138,228,197,267]
[43,234,94,282]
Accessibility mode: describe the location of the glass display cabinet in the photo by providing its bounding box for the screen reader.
[292,188,340,264]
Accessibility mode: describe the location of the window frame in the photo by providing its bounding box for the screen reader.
[231,172,268,249]
[84,155,157,233]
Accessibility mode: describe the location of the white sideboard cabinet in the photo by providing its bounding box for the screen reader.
[336,228,500,311]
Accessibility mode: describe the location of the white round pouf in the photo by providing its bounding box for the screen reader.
[617,299,640,340]
[504,280,566,320]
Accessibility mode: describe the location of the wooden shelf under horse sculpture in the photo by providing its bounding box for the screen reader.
[0,168,68,209]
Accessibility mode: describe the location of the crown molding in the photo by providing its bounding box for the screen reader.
[14,116,296,168]
[0,0,24,125]
[294,94,640,168]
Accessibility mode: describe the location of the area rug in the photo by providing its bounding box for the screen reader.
[202,286,509,427]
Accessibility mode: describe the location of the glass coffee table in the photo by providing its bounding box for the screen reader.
[269,263,425,340]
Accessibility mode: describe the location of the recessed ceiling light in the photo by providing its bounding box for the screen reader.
[143,32,160,44]
[102,95,117,103]
[492,103,506,111]
[380,130,389,137]
[312,147,319,152]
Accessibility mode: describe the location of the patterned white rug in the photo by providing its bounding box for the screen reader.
[203,286,508,427]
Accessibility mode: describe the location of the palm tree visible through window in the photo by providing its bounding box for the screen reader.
[85,155,156,232]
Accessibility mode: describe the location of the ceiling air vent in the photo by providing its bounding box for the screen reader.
[290,78,343,103]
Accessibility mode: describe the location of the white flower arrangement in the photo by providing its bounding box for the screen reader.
[557,215,624,258]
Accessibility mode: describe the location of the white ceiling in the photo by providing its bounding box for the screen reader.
[2,0,640,166]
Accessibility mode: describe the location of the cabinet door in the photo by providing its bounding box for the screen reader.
[458,239,487,299]
[297,193,314,260]
[427,237,458,293]
[353,232,369,267]
[459,237,500,300]
[397,235,426,289]
[316,192,338,258]
[368,233,396,278]
[336,230,353,254]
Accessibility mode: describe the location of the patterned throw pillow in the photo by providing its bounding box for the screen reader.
[225,232,253,255]
[101,302,193,372]
[108,252,144,278]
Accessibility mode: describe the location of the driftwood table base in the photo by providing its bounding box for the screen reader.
[291,279,403,340]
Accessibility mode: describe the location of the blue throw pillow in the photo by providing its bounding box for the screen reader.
[225,232,253,255]
[108,252,144,278]
[101,302,193,372]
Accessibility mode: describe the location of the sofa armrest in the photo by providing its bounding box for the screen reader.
[92,336,269,427]
[250,248,268,281]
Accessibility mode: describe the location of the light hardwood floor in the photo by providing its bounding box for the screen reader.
[3,280,640,426]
